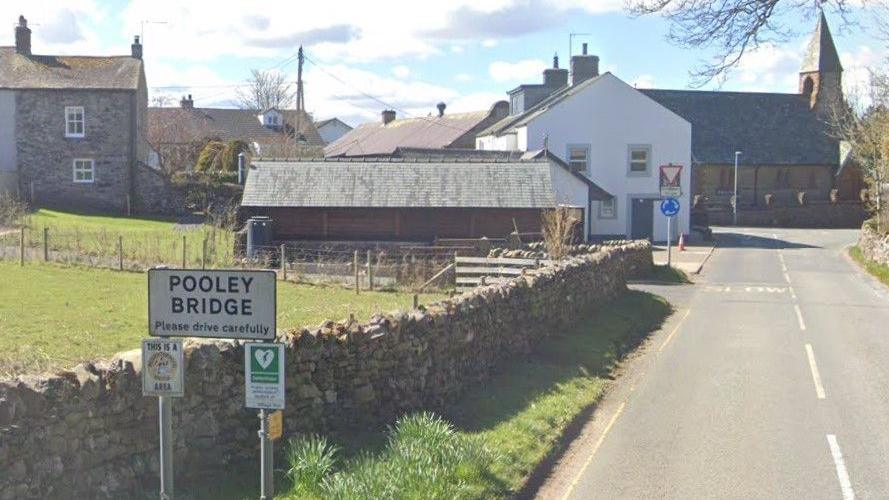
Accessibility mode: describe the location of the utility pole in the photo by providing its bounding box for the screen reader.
[294,46,305,147]
[733,151,742,226]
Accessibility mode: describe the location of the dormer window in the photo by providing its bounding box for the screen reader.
[65,106,85,138]
[259,109,283,129]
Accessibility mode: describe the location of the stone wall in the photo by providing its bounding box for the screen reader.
[706,201,866,228]
[0,242,652,499]
[858,221,889,266]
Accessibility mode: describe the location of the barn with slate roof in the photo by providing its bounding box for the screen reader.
[240,154,610,241]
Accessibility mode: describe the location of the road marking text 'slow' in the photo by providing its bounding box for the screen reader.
[805,344,826,399]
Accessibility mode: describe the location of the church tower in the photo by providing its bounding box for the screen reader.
[799,13,843,113]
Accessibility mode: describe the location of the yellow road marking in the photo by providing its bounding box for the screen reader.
[659,308,692,352]
[560,401,628,500]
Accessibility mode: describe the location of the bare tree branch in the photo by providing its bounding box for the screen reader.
[626,0,880,85]
[236,69,295,111]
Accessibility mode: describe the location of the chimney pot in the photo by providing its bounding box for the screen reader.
[570,48,599,86]
[131,35,142,59]
[582,43,588,55]
[436,102,446,117]
[553,52,559,69]
[180,95,194,109]
[382,109,396,125]
[15,15,31,56]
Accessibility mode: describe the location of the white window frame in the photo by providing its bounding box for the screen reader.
[627,144,651,176]
[72,158,95,183]
[566,144,590,173]
[599,197,617,219]
[65,106,85,138]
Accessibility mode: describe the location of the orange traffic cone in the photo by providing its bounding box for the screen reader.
[678,233,686,252]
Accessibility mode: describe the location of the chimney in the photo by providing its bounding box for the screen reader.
[571,43,599,86]
[15,16,31,56]
[131,35,142,59]
[436,102,446,117]
[543,52,568,89]
[382,109,396,125]
[180,94,194,109]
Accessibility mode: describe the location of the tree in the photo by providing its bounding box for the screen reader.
[236,69,294,111]
[829,71,889,229]
[627,0,886,84]
[145,107,215,178]
[195,141,227,173]
[541,206,581,259]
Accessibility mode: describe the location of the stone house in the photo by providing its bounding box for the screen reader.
[0,16,153,212]
[641,14,862,216]
[324,101,509,157]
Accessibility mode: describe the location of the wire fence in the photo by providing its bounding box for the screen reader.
[0,227,467,291]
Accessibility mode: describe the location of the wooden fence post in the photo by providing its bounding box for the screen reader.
[19,227,25,267]
[367,250,373,291]
[280,244,287,281]
[118,236,124,271]
[202,238,208,270]
[43,227,48,262]
[181,235,187,269]
[354,250,360,294]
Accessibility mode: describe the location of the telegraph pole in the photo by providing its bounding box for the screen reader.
[733,151,742,226]
[294,46,305,147]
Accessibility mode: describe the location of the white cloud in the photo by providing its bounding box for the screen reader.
[454,73,474,82]
[489,58,547,82]
[392,65,411,79]
[482,39,499,48]
[732,43,802,92]
[841,45,880,98]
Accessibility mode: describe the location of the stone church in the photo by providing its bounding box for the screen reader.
[642,14,864,225]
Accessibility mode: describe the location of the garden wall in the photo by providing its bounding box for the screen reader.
[0,242,652,499]
[706,201,866,228]
[858,221,889,266]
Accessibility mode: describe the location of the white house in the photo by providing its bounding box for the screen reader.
[315,117,353,145]
[477,58,691,242]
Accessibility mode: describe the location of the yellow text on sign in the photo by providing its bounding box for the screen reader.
[269,410,283,441]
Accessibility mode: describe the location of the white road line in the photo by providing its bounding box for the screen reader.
[789,287,798,300]
[827,434,855,500]
[805,344,826,399]
[795,304,807,331]
[784,272,792,284]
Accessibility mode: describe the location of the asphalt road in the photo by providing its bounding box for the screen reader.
[546,227,889,500]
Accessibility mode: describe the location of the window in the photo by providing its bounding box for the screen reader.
[73,159,94,183]
[567,145,590,173]
[65,106,85,138]
[599,198,616,219]
[628,145,651,175]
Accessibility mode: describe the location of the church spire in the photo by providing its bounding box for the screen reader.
[800,12,843,74]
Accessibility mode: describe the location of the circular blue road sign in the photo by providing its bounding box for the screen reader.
[660,197,680,217]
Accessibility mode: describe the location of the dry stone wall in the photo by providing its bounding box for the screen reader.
[0,242,652,499]
[858,221,889,266]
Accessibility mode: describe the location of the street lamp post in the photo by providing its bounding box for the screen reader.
[733,151,742,226]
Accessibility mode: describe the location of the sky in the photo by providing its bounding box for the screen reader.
[1,0,884,126]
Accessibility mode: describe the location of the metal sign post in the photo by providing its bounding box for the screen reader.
[660,198,681,267]
[142,338,184,500]
[246,342,285,500]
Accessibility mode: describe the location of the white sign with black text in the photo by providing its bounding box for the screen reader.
[142,338,185,397]
[148,269,276,340]
[245,343,285,410]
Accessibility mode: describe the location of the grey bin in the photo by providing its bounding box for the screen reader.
[246,216,273,258]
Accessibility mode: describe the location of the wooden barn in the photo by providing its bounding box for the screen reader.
[240,155,610,242]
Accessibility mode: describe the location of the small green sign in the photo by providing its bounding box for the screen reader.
[250,346,279,383]
[245,343,285,409]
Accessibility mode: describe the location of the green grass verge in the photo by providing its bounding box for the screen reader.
[270,291,670,500]
[850,246,889,285]
[646,264,692,284]
[0,261,444,376]
[24,209,183,233]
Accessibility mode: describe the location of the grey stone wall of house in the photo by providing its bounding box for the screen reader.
[15,90,136,212]
[0,90,16,197]
[706,200,866,228]
[0,242,651,499]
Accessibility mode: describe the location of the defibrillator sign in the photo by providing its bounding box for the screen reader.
[142,338,184,397]
[148,269,276,340]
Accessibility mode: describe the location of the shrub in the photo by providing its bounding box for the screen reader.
[286,435,339,500]
[195,141,226,173]
[542,206,580,259]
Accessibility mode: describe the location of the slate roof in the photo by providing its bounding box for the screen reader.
[641,89,839,166]
[148,107,324,146]
[324,103,507,157]
[0,47,143,90]
[801,13,842,73]
[479,74,608,137]
[241,158,609,208]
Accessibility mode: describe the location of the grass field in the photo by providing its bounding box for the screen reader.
[226,291,668,500]
[5,209,238,268]
[0,261,444,377]
[850,246,889,285]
